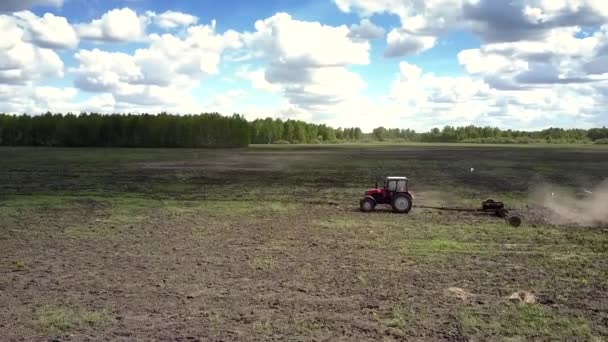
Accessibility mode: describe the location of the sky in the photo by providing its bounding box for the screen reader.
[1,0,608,132]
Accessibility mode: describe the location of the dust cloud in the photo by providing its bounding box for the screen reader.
[413,190,463,208]
[529,180,608,227]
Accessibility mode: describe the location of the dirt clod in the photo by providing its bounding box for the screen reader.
[508,291,536,304]
[446,287,475,301]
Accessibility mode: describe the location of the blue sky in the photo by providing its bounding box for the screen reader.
[1,0,607,131]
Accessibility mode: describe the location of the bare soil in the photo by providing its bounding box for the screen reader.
[1,145,607,341]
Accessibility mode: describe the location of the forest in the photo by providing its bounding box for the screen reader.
[0,112,607,147]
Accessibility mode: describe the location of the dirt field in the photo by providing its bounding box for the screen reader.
[1,144,607,341]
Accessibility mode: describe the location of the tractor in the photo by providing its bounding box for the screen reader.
[360,176,413,213]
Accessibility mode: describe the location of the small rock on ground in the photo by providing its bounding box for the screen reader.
[446,287,475,301]
[508,291,536,304]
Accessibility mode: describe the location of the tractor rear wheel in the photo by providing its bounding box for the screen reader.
[360,197,376,212]
[392,194,412,213]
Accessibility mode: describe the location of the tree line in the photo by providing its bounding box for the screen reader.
[249,118,362,144]
[372,126,608,144]
[1,112,607,147]
[0,113,249,148]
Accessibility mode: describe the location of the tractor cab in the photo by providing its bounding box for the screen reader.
[385,176,408,193]
[360,176,413,213]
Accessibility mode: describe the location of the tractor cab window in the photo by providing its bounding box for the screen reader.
[397,180,407,192]
[387,180,397,191]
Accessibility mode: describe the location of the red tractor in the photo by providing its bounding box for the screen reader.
[360,176,414,213]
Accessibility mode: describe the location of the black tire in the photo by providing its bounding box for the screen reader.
[360,197,376,212]
[392,194,412,213]
[508,216,522,227]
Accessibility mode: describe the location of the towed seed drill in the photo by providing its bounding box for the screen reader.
[359,176,523,227]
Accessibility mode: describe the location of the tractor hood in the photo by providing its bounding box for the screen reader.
[365,188,383,195]
[365,188,415,198]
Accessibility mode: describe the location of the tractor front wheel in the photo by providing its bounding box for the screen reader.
[392,194,412,214]
[360,197,376,212]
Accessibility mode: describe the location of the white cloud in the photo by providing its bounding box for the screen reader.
[13,11,78,49]
[1,4,606,131]
[390,61,491,116]
[0,84,116,114]
[242,12,369,67]
[463,0,608,42]
[0,14,64,84]
[0,0,63,12]
[279,67,366,111]
[81,93,116,113]
[76,8,149,42]
[236,67,281,93]
[70,20,242,112]
[240,12,370,111]
[348,18,385,41]
[387,61,604,130]
[384,28,436,56]
[334,0,403,16]
[334,0,464,56]
[72,49,142,92]
[458,26,607,90]
[334,0,608,57]
[152,10,198,29]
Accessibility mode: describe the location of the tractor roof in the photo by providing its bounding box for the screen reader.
[387,176,408,180]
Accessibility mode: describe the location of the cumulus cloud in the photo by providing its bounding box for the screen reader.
[388,61,604,129]
[0,84,116,114]
[334,0,403,16]
[76,8,149,42]
[242,13,369,66]
[458,26,606,90]
[240,12,370,111]
[236,67,281,93]
[13,11,78,49]
[334,0,608,57]
[0,0,63,12]
[0,14,64,84]
[384,28,436,56]
[280,67,366,110]
[463,0,608,42]
[390,61,491,114]
[70,20,242,112]
[151,10,198,29]
[1,3,607,131]
[334,0,464,56]
[348,18,385,41]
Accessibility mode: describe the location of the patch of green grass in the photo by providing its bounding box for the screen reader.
[370,306,414,334]
[149,182,199,194]
[401,238,488,255]
[294,318,326,336]
[199,200,293,218]
[37,306,109,332]
[13,260,26,269]
[62,198,148,238]
[0,195,73,217]
[459,304,594,339]
[384,306,409,331]
[63,224,120,238]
